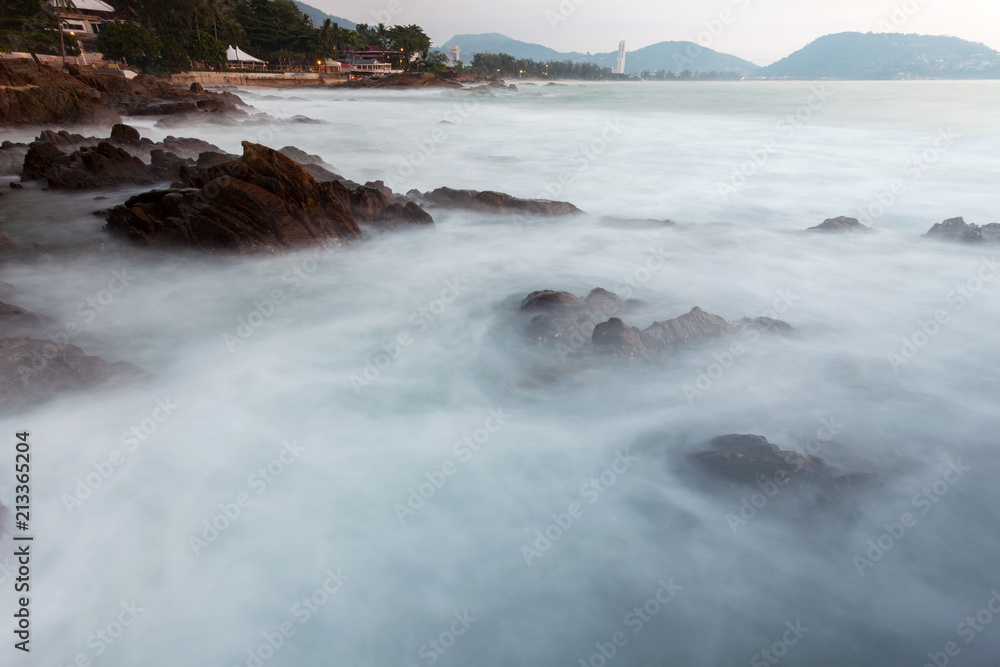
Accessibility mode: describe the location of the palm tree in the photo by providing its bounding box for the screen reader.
[318,18,333,54]
[375,22,387,49]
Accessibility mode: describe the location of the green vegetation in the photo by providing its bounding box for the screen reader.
[94,0,435,72]
[468,52,627,80]
[0,0,81,58]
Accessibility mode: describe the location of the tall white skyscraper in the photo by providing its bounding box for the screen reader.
[616,41,627,74]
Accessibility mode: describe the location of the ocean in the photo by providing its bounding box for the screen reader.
[1,79,999,666]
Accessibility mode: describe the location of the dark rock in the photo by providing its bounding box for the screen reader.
[9,182,23,189]
[807,216,870,233]
[0,141,28,177]
[149,149,193,180]
[109,123,142,146]
[161,136,224,159]
[0,301,59,338]
[924,217,998,243]
[638,307,733,352]
[376,202,434,230]
[36,142,157,189]
[737,317,797,337]
[520,290,587,313]
[418,186,581,216]
[21,142,65,180]
[691,434,868,495]
[105,141,362,253]
[196,151,235,168]
[190,82,206,94]
[35,129,90,147]
[0,58,121,127]
[592,318,647,359]
[278,146,335,170]
[0,337,147,414]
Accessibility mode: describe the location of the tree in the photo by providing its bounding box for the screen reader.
[95,20,161,70]
[386,24,429,71]
[185,30,225,67]
[0,0,80,60]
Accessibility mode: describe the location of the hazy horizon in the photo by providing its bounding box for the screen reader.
[311,0,1000,66]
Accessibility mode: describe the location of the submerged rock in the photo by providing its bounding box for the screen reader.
[416,186,581,217]
[106,142,362,253]
[924,217,1000,244]
[519,288,793,367]
[0,299,147,413]
[807,216,870,233]
[691,434,868,495]
[0,337,146,414]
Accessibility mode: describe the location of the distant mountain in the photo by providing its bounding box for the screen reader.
[439,33,587,63]
[438,33,757,75]
[588,41,758,75]
[292,1,356,30]
[758,32,1000,79]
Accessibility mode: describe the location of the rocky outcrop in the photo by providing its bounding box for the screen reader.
[0,59,246,128]
[416,186,581,217]
[520,288,792,365]
[0,299,146,414]
[807,216,870,233]
[0,141,29,176]
[924,217,1000,244]
[24,141,158,189]
[106,142,363,253]
[0,58,121,127]
[20,125,226,187]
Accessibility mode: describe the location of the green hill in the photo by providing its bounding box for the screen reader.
[291,0,356,30]
[758,32,1000,79]
[438,33,757,75]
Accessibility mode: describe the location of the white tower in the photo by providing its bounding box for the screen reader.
[449,45,461,66]
[616,41,626,74]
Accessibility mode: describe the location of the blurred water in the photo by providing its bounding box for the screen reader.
[0,80,999,667]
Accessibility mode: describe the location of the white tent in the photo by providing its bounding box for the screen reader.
[226,45,265,64]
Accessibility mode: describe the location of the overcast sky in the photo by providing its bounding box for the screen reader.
[312,0,1000,65]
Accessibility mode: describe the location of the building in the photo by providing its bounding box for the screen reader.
[616,41,627,75]
[449,46,461,66]
[50,0,115,46]
[226,45,266,70]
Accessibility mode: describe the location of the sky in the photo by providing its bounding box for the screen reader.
[311,0,1000,65]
